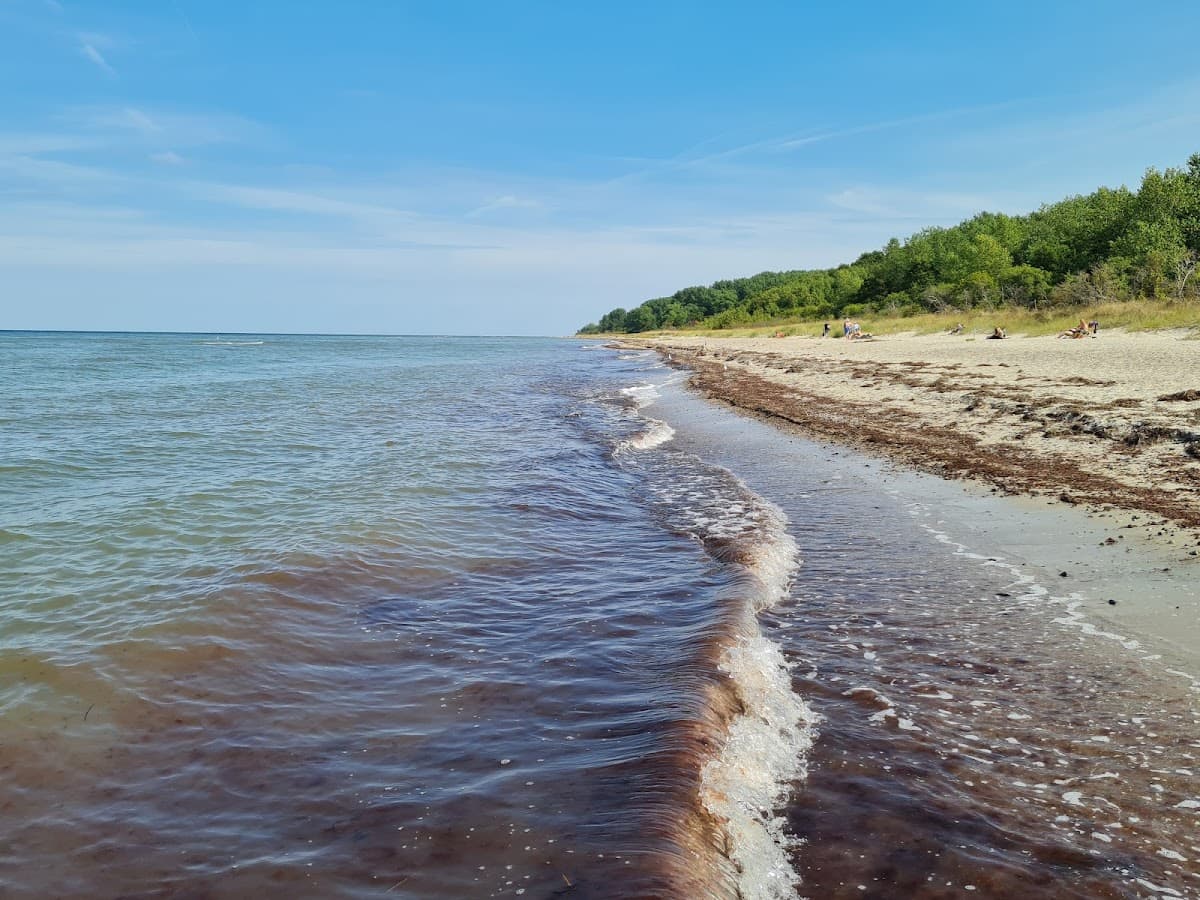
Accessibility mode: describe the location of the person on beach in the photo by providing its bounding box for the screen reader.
[987,326,1006,340]
[1057,319,1094,339]
[842,318,851,337]
[949,322,964,335]
[823,322,831,337]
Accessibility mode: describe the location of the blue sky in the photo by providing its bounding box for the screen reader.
[2,0,1199,335]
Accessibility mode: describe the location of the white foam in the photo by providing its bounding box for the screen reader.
[699,496,816,900]
[618,420,676,453]
[619,383,660,409]
[1135,879,1183,896]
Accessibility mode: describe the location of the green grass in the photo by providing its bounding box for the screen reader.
[586,298,1200,340]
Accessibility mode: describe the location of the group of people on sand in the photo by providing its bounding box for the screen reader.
[945,319,1100,340]
[947,322,1006,339]
[1058,319,1100,339]
[839,317,873,340]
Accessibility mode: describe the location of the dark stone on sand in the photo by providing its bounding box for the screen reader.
[1059,571,1068,577]
[1107,599,1117,605]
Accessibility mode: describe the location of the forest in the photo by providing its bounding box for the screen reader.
[578,154,1200,334]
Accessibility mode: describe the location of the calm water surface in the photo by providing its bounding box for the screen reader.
[0,333,1196,899]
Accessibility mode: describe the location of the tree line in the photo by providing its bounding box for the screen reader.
[578,154,1200,334]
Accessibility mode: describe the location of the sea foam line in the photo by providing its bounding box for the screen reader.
[699,497,817,900]
[614,382,677,454]
[617,419,676,453]
[908,504,1200,695]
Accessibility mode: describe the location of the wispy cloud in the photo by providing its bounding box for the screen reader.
[200,183,420,224]
[117,108,161,133]
[77,33,116,75]
[169,0,199,43]
[607,98,1038,189]
[827,185,1008,222]
[466,194,544,218]
[67,105,265,146]
[150,150,186,166]
[0,133,100,154]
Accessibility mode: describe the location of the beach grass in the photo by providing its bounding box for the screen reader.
[593,298,1200,340]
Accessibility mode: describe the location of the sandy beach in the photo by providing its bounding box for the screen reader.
[629,330,1200,539]
[620,328,1200,667]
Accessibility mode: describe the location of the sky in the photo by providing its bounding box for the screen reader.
[2,1,1199,335]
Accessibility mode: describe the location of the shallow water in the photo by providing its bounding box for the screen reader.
[1,333,1196,899]
[0,334,805,898]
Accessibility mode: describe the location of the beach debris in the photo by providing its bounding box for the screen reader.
[1157,389,1200,402]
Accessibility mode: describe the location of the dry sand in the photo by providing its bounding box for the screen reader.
[627,329,1200,541]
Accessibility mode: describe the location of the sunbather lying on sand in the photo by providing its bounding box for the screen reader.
[1058,319,1095,339]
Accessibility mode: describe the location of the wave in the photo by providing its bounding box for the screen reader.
[603,371,816,895]
[201,340,265,346]
[632,454,817,898]
[698,496,815,900]
[619,382,660,409]
[616,419,676,453]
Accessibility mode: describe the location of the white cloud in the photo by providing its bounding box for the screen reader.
[827,188,899,218]
[150,150,185,166]
[120,108,161,133]
[466,194,545,218]
[0,133,99,154]
[79,41,114,74]
[826,186,1002,222]
[66,106,266,146]
[200,183,420,224]
[77,33,117,75]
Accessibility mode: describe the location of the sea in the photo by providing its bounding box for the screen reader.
[1,332,1197,899]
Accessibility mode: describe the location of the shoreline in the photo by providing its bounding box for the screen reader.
[620,331,1200,543]
[643,367,1200,897]
[619,330,1200,668]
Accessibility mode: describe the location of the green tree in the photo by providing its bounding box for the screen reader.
[624,306,658,332]
[999,265,1053,309]
[598,308,628,332]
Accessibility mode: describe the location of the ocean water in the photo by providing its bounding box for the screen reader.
[1,333,1197,899]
